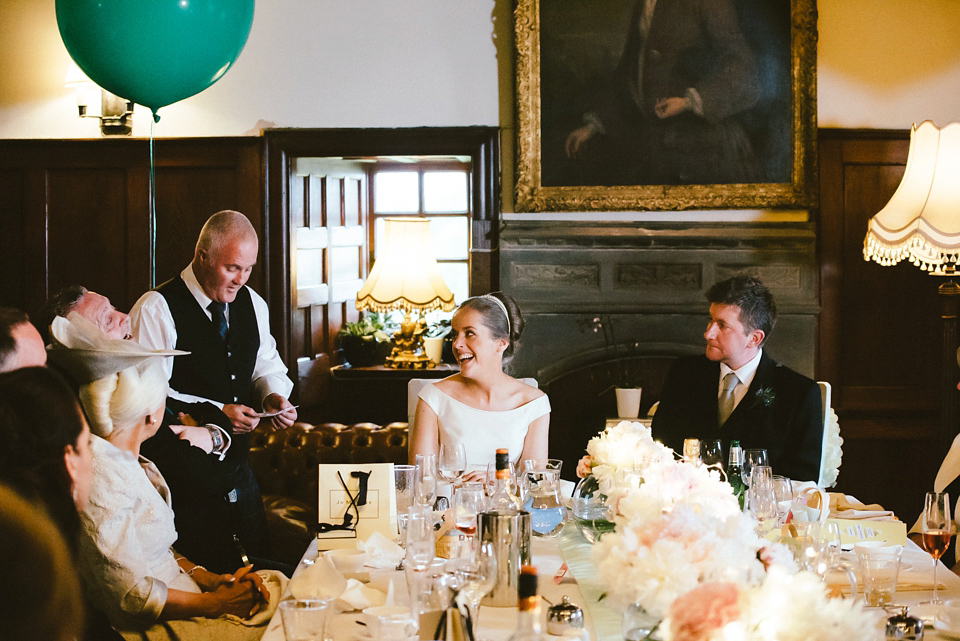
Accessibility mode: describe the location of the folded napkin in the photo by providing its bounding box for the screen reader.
[337,578,387,611]
[359,531,404,569]
[829,493,896,521]
[288,554,347,601]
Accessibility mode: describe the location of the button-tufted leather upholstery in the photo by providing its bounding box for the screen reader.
[248,421,409,565]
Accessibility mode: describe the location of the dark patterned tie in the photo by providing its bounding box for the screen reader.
[208,301,228,342]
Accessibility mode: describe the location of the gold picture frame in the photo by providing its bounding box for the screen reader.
[514,0,818,212]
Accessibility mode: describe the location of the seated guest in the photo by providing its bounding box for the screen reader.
[0,306,47,372]
[41,286,257,575]
[50,314,281,640]
[409,292,550,476]
[0,366,118,641]
[652,276,822,482]
[0,483,84,641]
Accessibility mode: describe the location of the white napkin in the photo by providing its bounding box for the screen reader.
[358,531,405,569]
[288,554,347,600]
[288,553,390,611]
[337,578,387,610]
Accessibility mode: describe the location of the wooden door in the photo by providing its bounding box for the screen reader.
[288,159,368,418]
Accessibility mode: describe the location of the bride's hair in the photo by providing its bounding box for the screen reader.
[79,360,168,439]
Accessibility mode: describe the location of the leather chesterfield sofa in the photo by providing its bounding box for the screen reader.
[248,421,409,566]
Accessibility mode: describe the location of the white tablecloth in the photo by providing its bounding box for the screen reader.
[261,525,960,641]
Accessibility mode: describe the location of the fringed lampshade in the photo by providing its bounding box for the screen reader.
[864,120,960,459]
[356,217,455,368]
[864,120,960,273]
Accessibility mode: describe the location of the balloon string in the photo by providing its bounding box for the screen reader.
[149,114,157,289]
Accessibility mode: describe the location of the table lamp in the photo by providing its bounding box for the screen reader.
[356,217,456,369]
[863,120,960,456]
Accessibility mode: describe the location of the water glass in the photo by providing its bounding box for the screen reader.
[394,464,416,531]
[856,543,903,607]
[375,611,419,641]
[454,482,486,536]
[771,475,794,525]
[279,597,333,641]
[404,504,436,571]
[415,454,438,507]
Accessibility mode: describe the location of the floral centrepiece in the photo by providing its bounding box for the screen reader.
[583,421,873,639]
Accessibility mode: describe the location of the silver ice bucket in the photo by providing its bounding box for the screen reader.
[479,508,531,607]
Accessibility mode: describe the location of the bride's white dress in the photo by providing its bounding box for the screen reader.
[418,382,551,472]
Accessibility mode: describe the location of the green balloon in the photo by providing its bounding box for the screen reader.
[57,0,255,114]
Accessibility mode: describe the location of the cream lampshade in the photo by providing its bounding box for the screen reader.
[863,120,960,458]
[864,120,960,272]
[356,217,455,369]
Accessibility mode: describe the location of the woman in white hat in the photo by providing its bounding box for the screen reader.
[49,313,283,640]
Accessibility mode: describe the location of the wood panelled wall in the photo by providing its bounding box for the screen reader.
[0,138,264,325]
[819,129,941,523]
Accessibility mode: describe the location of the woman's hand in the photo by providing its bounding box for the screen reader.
[461,469,487,484]
[206,579,263,619]
[576,455,593,478]
[232,565,270,606]
[191,567,236,592]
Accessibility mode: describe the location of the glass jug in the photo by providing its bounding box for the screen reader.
[520,465,566,537]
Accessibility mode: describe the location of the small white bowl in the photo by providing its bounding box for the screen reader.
[326,548,366,573]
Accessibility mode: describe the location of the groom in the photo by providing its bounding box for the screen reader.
[651,276,823,482]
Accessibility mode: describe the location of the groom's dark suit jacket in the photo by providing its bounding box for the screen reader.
[651,351,822,482]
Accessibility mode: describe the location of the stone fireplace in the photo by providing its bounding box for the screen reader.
[498,219,819,478]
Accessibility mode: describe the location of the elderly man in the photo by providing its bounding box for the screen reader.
[0,308,47,372]
[131,210,296,565]
[38,285,256,574]
[651,276,823,482]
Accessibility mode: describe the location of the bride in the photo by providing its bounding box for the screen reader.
[409,292,550,478]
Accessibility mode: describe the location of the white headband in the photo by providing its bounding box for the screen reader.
[478,294,511,336]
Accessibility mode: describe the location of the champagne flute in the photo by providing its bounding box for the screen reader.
[439,442,467,488]
[415,453,438,507]
[748,465,777,532]
[921,491,954,604]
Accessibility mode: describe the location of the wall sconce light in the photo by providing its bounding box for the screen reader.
[64,61,134,136]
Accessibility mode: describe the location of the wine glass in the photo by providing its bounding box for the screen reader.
[452,541,497,631]
[921,491,954,604]
[454,482,487,537]
[439,442,467,488]
[700,439,724,470]
[742,448,769,487]
[415,453,438,507]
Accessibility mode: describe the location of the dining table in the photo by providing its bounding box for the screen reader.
[261,521,960,641]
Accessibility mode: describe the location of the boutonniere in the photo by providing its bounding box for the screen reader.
[755,387,776,407]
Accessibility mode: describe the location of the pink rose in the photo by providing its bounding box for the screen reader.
[669,583,741,641]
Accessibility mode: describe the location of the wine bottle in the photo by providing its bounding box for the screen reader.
[728,440,746,510]
[488,448,520,510]
[507,566,547,641]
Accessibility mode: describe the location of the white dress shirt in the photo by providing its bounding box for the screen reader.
[718,348,763,414]
[130,264,294,410]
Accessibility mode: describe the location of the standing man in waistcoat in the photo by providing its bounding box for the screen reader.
[131,210,297,565]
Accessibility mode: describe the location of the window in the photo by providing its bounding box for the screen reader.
[370,160,471,307]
